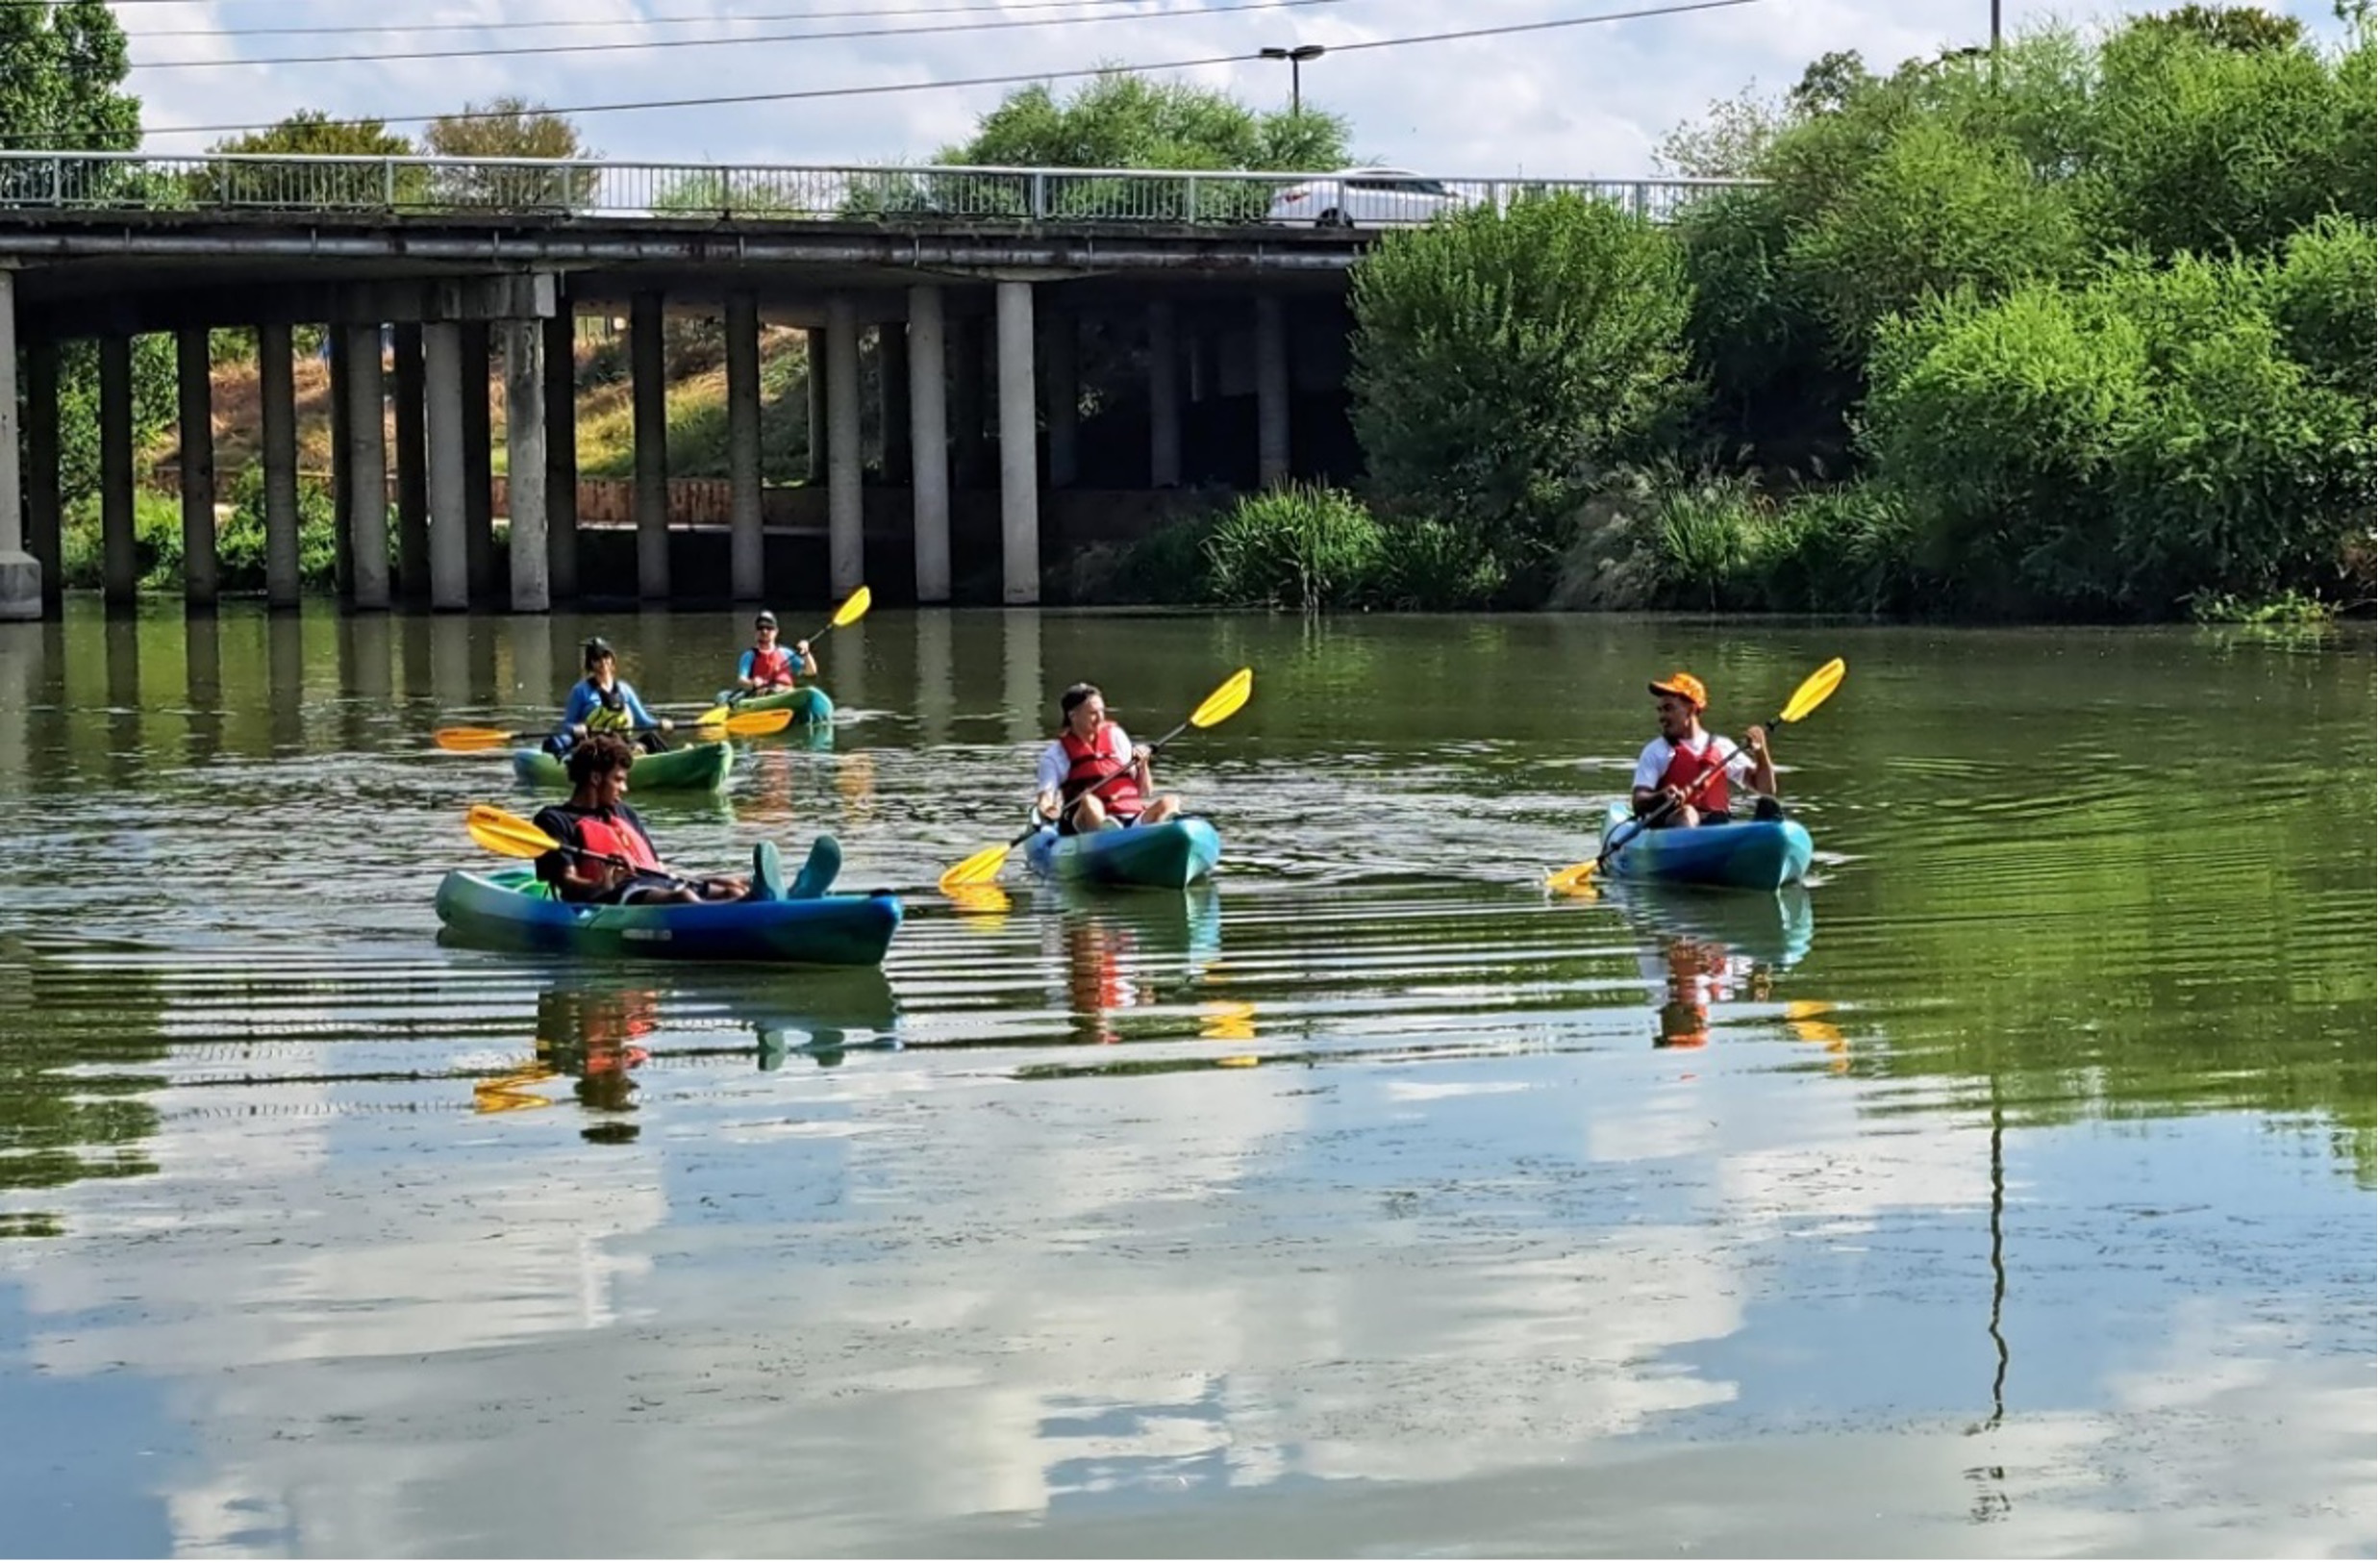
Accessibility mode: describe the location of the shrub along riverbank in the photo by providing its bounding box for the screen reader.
[1084,8,2375,622]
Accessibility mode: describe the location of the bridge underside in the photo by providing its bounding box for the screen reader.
[0,214,1370,618]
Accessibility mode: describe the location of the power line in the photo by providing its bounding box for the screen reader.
[131,0,1358,70]
[129,0,1205,38]
[138,0,1771,139]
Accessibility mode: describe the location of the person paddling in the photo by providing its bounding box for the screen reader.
[1630,670,1781,828]
[534,736,764,905]
[735,610,817,694]
[1033,683,1184,835]
[547,638,672,759]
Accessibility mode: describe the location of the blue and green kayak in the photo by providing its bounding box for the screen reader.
[435,867,901,966]
[1025,818,1222,888]
[511,740,735,794]
[714,685,834,724]
[1593,801,1813,891]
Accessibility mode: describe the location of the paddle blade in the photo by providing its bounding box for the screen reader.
[938,843,1015,894]
[692,704,731,728]
[1778,658,1846,724]
[1189,667,1254,730]
[720,707,794,737]
[435,726,517,753]
[1545,859,1600,895]
[465,803,561,860]
[829,586,872,630]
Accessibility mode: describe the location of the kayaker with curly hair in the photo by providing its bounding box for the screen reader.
[545,637,672,760]
[1631,670,1781,828]
[534,735,765,905]
[734,610,818,693]
[1033,683,1184,836]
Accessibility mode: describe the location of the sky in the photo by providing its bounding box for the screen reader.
[116,0,2356,173]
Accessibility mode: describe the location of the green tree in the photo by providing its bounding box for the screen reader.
[0,0,138,201]
[424,97,597,211]
[1349,191,1695,593]
[199,110,425,209]
[2126,4,2306,52]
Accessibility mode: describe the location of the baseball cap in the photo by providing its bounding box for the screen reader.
[1648,671,1708,710]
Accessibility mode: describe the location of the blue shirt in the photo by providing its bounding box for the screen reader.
[555,676,660,743]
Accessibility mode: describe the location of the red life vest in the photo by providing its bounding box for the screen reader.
[572,809,662,871]
[747,644,797,688]
[1659,734,1734,816]
[1060,722,1145,817]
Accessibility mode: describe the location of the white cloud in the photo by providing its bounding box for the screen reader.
[121,0,2358,169]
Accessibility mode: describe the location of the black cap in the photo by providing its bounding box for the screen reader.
[582,636,614,667]
[755,611,778,629]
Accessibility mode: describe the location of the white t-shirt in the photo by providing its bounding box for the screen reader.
[1038,723,1135,794]
[1632,731,1754,793]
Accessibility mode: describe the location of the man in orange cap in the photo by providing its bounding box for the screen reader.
[1630,670,1779,828]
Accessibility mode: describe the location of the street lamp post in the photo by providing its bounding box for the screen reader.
[1259,44,1326,114]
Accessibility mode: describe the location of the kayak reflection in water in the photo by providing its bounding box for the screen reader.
[1649,934,1773,1050]
[1034,683,1184,836]
[1631,669,1781,829]
[533,736,765,906]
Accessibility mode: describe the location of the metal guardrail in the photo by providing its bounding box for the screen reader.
[0,151,1757,227]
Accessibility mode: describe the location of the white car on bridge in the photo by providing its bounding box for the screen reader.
[1265,167,1476,228]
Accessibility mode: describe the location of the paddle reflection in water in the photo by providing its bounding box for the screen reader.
[1040,884,1225,1047]
[473,971,902,1138]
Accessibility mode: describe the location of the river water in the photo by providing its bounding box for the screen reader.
[0,604,2370,1557]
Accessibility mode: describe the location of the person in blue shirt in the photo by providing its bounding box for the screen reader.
[734,610,818,693]
[545,638,672,758]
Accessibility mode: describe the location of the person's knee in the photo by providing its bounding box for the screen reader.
[1753,795,1784,821]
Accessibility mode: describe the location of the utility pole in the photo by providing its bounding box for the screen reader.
[1260,44,1326,114]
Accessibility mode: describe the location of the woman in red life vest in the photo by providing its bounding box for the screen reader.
[735,610,817,693]
[1032,683,1185,836]
[1628,670,1781,828]
[532,735,764,905]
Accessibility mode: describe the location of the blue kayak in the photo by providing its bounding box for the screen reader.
[1025,818,1222,888]
[435,867,901,966]
[1594,801,1813,890]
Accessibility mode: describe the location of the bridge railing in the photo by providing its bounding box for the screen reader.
[0,151,1757,227]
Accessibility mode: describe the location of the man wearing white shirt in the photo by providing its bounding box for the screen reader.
[1630,669,1780,828]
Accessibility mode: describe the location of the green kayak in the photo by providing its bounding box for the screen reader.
[512,740,735,794]
[714,685,834,724]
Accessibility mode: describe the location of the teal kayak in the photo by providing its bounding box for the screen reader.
[714,685,833,724]
[435,867,901,966]
[1025,818,1221,888]
[1593,801,1812,890]
[512,740,734,794]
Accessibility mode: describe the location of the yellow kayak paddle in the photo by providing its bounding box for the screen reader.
[436,706,792,753]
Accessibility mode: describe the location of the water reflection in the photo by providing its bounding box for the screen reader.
[183,612,223,767]
[1040,884,1225,1046]
[1598,881,1815,1052]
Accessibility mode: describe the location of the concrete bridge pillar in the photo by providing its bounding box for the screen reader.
[805,327,827,486]
[1147,301,1181,490]
[391,324,430,602]
[879,322,911,479]
[1255,295,1290,488]
[503,319,549,614]
[177,325,219,611]
[827,294,864,598]
[541,307,579,603]
[328,330,352,601]
[725,292,764,603]
[462,320,496,606]
[995,280,1040,605]
[424,321,470,612]
[0,271,30,621]
[1040,305,1077,490]
[23,338,61,617]
[257,322,302,611]
[953,312,988,489]
[907,284,951,605]
[341,323,390,610]
[98,336,137,609]
[632,294,670,600]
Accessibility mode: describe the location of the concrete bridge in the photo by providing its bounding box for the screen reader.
[0,152,1749,619]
